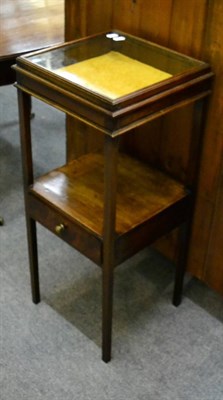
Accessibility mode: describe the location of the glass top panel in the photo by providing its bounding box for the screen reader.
[25,32,206,100]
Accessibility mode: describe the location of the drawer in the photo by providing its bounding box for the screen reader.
[27,193,102,266]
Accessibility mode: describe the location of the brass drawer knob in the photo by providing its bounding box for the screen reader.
[55,223,65,235]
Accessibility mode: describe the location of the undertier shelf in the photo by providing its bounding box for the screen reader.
[30,152,189,239]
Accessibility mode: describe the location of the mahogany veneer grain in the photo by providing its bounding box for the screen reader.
[0,0,64,85]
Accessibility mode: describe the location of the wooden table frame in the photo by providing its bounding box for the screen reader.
[14,32,213,362]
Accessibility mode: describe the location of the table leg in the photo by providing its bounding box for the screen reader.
[102,135,119,362]
[18,89,40,304]
[173,220,191,306]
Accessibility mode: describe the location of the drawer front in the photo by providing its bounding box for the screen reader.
[27,193,102,266]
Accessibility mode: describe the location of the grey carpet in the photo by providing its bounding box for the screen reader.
[0,85,223,400]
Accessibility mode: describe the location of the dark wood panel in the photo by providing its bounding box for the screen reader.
[168,0,208,57]
[65,0,112,40]
[64,0,223,295]
[204,159,223,293]
[187,0,223,287]
[113,0,173,45]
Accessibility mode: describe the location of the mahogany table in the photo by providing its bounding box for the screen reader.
[14,31,213,362]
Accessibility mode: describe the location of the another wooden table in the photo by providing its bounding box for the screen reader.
[0,0,64,224]
[0,0,64,85]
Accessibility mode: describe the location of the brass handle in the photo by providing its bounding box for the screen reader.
[55,223,65,235]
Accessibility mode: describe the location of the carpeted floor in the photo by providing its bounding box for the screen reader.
[0,85,223,400]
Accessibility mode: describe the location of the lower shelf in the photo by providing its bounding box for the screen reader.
[28,152,192,265]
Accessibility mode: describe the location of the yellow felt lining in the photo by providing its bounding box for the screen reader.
[55,51,172,99]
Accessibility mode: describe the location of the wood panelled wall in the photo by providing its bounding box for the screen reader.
[65,0,223,296]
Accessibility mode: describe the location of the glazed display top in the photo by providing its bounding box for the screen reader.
[17,31,209,102]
